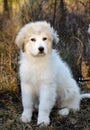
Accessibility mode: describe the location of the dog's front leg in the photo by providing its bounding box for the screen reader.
[20,83,33,123]
[37,84,56,126]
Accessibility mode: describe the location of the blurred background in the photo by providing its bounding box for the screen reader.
[0,0,90,92]
[0,1,90,130]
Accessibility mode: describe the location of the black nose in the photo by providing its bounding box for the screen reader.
[38,47,44,53]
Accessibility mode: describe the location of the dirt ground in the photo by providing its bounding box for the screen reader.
[0,85,90,130]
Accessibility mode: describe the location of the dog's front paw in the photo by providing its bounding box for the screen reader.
[37,116,50,126]
[20,113,31,123]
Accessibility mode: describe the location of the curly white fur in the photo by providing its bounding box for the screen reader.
[15,21,90,125]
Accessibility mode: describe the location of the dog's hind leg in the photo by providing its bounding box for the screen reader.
[57,78,81,116]
[58,96,80,116]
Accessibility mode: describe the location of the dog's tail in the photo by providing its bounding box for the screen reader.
[80,93,90,99]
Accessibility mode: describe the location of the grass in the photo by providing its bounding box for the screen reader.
[0,86,90,130]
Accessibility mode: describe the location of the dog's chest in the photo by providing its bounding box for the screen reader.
[20,59,54,86]
[31,62,52,83]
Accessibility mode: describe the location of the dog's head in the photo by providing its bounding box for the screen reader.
[15,21,59,57]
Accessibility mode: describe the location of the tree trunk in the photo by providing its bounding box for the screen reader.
[52,0,57,27]
[3,0,9,17]
[59,0,66,34]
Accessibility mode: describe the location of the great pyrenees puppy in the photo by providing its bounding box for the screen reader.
[15,21,90,125]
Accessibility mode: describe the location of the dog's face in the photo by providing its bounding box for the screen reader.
[15,21,59,57]
[24,26,53,56]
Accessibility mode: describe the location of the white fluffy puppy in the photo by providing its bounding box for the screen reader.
[15,21,90,125]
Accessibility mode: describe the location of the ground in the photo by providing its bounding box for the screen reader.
[0,85,90,130]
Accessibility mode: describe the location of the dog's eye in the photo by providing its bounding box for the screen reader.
[31,38,36,42]
[43,37,47,41]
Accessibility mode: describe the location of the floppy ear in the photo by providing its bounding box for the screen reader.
[15,24,29,51]
[50,25,59,45]
[52,28,59,45]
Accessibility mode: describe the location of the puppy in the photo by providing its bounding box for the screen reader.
[15,21,90,125]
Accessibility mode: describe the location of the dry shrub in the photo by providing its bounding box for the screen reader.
[0,15,21,92]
